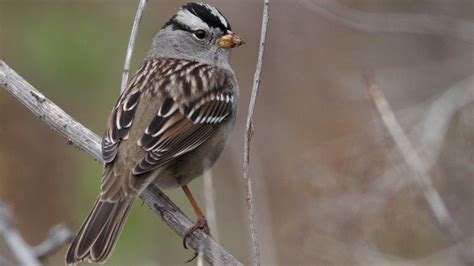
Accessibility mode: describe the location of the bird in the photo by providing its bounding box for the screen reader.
[66,2,243,264]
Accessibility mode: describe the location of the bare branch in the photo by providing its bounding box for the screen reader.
[121,0,149,93]
[34,225,73,262]
[0,60,242,266]
[301,0,474,43]
[363,72,471,264]
[243,1,270,265]
[0,205,40,266]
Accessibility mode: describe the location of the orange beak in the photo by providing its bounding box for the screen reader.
[218,32,245,49]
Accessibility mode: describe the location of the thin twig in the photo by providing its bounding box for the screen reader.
[0,60,242,266]
[243,1,270,266]
[363,72,471,264]
[121,0,149,93]
[301,0,474,43]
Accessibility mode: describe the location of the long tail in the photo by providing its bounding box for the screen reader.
[66,197,134,264]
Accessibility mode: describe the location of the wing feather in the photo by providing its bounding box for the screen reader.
[100,58,235,179]
[133,90,234,175]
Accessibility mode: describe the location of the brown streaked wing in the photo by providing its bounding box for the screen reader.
[133,91,235,175]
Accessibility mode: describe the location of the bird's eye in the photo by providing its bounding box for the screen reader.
[193,29,207,40]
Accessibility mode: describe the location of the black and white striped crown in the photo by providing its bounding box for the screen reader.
[163,2,232,33]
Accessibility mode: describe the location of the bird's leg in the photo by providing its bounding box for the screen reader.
[182,185,211,250]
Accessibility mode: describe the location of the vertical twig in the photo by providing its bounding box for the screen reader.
[363,72,471,263]
[202,169,220,265]
[243,1,270,265]
[121,0,149,93]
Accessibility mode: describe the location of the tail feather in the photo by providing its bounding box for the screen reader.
[66,197,134,264]
[91,200,133,261]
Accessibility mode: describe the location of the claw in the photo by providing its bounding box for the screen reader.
[182,216,210,249]
[185,251,199,263]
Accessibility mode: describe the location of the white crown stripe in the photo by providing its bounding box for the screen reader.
[176,9,209,31]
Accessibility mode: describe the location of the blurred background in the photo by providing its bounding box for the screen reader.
[1,0,474,265]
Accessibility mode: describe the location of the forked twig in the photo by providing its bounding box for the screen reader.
[0,205,72,265]
[363,72,471,264]
[243,1,270,265]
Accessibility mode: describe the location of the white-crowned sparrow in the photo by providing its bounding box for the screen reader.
[66,2,243,264]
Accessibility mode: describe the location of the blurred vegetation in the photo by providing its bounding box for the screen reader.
[1,0,474,266]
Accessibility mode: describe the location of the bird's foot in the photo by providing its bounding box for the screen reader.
[182,216,211,263]
[182,216,210,249]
